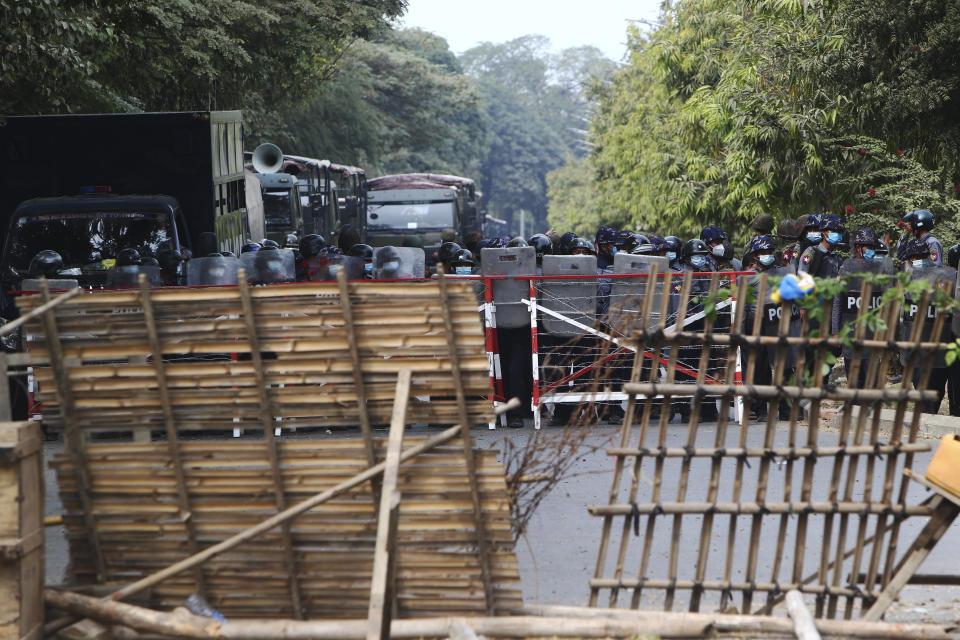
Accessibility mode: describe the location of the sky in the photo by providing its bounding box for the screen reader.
[398,0,663,62]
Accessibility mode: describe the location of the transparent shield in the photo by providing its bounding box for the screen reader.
[301,255,365,281]
[609,254,670,333]
[240,249,296,284]
[372,247,425,279]
[105,265,163,289]
[186,256,241,286]
[540,255,597,336]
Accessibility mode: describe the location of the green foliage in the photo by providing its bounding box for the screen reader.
[577,0,960,245]
[546,156,618,235]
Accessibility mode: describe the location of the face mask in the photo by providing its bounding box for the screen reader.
[666,251,677,261]
[826,231,842,244]
[863,249,876,260]
[912,259,924,269]
[690,255,708,269]
[208,267,226,278]
[611,247,618,255]
[758,254,775,267]
[712,244,725,258]
[806,232,822,243]
[383,261,399,271]
[364,262,373,273]
[455,266,472,275]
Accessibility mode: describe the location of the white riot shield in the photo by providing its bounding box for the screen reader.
[105,265,163,289]
[372,247,425,279]
[241,249,296,284]
[186,256,241,286]
[608,254,670,333]
[540,255,596,336]
[481,247,536,328]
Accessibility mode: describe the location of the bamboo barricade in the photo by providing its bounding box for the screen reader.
[45,590,956,640]
[20,279,522,622]
[587,271,957,620]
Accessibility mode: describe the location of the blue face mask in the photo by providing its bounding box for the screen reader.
[666,251,677,261]
[364,262,373,273]
[455,266,472,276]
[806,232,822,243]
[690,255,708,269]
[826,231,842,245]
[611,247,618,255]
[758,254,775,267]
[863,249,876,260]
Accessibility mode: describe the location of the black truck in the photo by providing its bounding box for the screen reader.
[0,111,259,291]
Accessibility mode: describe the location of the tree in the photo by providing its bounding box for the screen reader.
[546,156,613,235]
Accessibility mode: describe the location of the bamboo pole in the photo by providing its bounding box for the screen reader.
[621,382,935,403]
[599,264,662,608]
[0,285,79,337]
[631,329,952,352]
[367,370,411,640]
[45,591,955,640]
[237,272,303,618]
[607,442,929,459]
[588,502,930,516]
[138,276,206,597]
[438,269,495,614]
[785,590,823,640]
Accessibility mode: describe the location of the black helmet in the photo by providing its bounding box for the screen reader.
[261,239,281,249]
[438,242,462,264]
[299,234,326,259]
[777,218,802,241]
[559,232,578,254]
[284,233,299,249]
[853,228,878,247]
[241,241,261,254]
[347,243,374,260]
[912,209,935,232]
[720,238,735,261]
[948,244,960,269]
[28,250,64,277]
[751,213,775,234]
[571,237,596,255]
[663,236,683,254]
[899,211,919,229]
[681,238,709,261]
[506,237,528,248]
[220,251,237,258]
[157,247,182,272]
[141,256,160,266]
[528,234,553,258]
[615,230,639,252]
[117,248,141,267]
[197,232,218,257]
[375,246,401,269]
[876,239,889,256]
[452,248,476,267]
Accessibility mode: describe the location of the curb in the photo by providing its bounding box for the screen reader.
[824,406,960,440]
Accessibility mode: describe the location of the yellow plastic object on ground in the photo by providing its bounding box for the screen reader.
[926,434,960,497]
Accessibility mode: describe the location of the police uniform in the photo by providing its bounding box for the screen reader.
[797,244,842,279]
[919,231,944,267]
[745,264,799,419]
[835,254,894,388]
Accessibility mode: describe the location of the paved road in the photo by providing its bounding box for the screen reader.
[43,421,959,625]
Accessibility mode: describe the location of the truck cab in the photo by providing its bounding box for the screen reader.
[1,194,185,292]
[365,174,480,263]
[257,173,303,243]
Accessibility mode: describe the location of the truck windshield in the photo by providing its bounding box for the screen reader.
[368,201,455,231]
[5,211,175,272]
[263,190,293,230]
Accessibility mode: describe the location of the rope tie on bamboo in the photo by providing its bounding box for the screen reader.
[831,500,840,514]
[836,445,847,460]
[737,450,752,469]
[763,450,777,464]
[786,446,798,462]
[873,441,885,460]
[651,503,664,517]
[683,444,695,462]
[806,445,818,461]
[628,501,641,537]
[720,585,734,604]
[712,447,726,460]
[758,501,771,516]
[746,581,757,597]
[656,447,667,462]
[772,581,783,597]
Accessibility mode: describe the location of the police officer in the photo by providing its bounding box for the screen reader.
[347,243,375,279]
[836,228,894,388]
[670,239,715,421]
[437,241,462,275]
[895,211,918,261]
[714,239,742,271]
[900,238,958,413]
[528,233,553,273]
[797,214,843,279]
[794,214,824,272]
[700,225,728,270]
[663,236,683,271]
[777,218,802,266]
[744,235,798,420]
[595,227,618,270]
[910,209,943,266]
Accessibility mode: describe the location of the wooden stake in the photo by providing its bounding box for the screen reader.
[237,271,303,619]
[367,370,411,640]
[438,269,495,614]
[138,275,206,597]
[786,590,822,640]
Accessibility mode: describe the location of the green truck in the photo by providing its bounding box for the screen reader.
[365,173,482,261]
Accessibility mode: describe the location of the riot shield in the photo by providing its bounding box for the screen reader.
[481,247,536,329]
[105,265,163,289]
[372,247,425,279]
[837,258,889,358]
[19,278,79,292]
[902,266,957,368]
[301,255,365,282]
[540,255,597,336]
[241,249,296,284]
[608,254,670,333]
[186,255,241,286]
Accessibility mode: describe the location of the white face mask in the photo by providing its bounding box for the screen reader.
[712,244,725,258]
[912,259,924,269]
[383,261,400,271]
